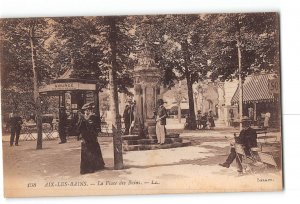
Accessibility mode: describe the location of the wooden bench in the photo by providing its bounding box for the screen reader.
[235,144,263,174]
[256,129,278,150]
[257,152,278,170]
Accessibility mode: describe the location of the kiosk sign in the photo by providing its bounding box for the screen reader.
[268,78,279,94]
[39,82,96,93]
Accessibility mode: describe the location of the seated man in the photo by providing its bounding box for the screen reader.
[219,116,257,173]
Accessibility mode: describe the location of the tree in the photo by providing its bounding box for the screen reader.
[156,15,211,129]
[207,13,280,129]
[163,81,188,123]
[93,16,137,170]
[1,18,55,149]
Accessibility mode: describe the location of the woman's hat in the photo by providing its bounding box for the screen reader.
[81,102,95,110]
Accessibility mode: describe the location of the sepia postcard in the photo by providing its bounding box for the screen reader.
[0,12,282,197]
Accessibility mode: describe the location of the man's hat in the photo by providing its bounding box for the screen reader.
[81,102,95,110]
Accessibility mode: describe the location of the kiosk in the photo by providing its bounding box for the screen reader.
[39,69,100,136]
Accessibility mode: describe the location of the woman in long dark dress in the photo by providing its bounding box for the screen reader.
[77,103,105,174]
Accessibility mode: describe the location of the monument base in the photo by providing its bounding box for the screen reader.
[122,133,191,151]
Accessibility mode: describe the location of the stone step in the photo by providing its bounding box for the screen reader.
[166,133,180,138]
[122,133,179,141]
[123,140,191,151]
[122,135,140,140]
[123,137,183,146]
[140,133,180,140]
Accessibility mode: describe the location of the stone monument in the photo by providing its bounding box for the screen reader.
[122,46,191,151]
[133,47,161,139]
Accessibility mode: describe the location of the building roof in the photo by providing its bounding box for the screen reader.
[231,74,278,104]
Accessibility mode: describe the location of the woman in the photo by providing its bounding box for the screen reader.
[77,102,105,174]
[196,110,202,130]
[208,110,215,130]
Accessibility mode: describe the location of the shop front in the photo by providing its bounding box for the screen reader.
[231,74,280,128]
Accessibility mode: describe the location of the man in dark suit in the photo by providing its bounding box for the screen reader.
[58,107,68,144]
[219,116,257,173]
[9,110,23,146]
[123,101,135,135]
[156,99,167,145]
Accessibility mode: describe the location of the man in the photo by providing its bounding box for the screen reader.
[264,111,271,129]
[197,110,202,130]
[219,116,257,173]
[123,101,135,135]
[156,99,167,145]
[9,110,23,146]
[58,107,68,144]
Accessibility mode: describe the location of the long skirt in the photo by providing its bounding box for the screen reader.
[80,141,105,174]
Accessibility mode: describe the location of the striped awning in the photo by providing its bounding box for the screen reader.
[231,74,278,104]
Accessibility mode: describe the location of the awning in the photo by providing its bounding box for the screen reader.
[231,74,278,104]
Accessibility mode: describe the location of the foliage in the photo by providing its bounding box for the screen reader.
[207,13,280,81]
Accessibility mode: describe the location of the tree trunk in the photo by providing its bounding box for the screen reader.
[30,23,43,149]
[181,40,197,130]
[107,17,124,170]
[186,73,197,129]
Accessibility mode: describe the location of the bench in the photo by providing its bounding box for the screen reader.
[256,129,278,150]
[235,144,263,174]
[257,152,278,170]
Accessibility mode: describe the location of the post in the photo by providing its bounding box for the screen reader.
[237,40,243,131]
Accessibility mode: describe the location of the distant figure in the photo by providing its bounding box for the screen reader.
[264,111,271,129]
[197,110,202,130]
[156,99,167,145]
[248,107,254,121]
[208,110,215,130]
[219,116,257,173]
[184,114,191,130]
[123,101,135,135]
[77,102,105,174]
[201,112,208,129]
[58,107,68,144]
[229,109,234,126]
[9,110,23,146]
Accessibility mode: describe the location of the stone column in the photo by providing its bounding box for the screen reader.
[144,85,158,138]
[134,84,143,127]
